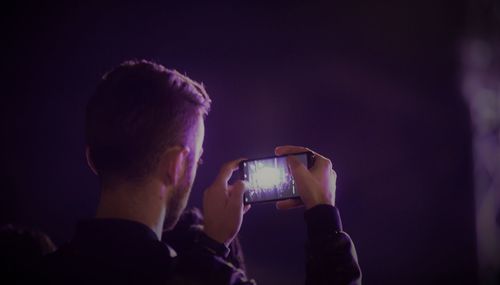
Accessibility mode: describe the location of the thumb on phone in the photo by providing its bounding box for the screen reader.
[287,156,314,189]
[287,156,319,209]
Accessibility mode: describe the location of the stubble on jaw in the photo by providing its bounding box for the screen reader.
[162,156,195,232]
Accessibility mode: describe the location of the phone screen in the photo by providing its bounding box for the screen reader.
[240,152,312,205]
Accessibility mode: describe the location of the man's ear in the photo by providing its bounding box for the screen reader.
[85,147,98,175]
[161,146,191,186]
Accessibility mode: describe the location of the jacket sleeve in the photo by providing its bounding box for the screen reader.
[172,232,256,285]
[304,205,362,285]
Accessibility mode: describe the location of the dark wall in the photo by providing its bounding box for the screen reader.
[1,1,477,284]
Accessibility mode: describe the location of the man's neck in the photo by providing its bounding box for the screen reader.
[95,179,168,240]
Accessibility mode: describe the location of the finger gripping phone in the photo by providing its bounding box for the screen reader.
[239,151,313,205]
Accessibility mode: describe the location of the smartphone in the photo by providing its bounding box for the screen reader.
[239,151,314,205]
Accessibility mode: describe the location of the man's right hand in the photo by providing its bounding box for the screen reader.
[203,159,250,246]
[274,146,337,210]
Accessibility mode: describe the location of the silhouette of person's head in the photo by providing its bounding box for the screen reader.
[0,224,56,277]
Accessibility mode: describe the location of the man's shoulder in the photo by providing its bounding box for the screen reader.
[40,240,177,284]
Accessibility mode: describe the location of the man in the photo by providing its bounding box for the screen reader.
[41,60,361,284]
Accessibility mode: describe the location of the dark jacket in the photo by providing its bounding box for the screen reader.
[39,205,361,284]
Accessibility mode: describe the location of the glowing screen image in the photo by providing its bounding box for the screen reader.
[243,153,308,204]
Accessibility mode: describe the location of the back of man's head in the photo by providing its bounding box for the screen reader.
[85,60,211,185]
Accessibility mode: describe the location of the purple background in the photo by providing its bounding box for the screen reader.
[1,1,477,284]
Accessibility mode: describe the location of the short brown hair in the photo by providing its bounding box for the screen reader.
[85,60,211,183]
